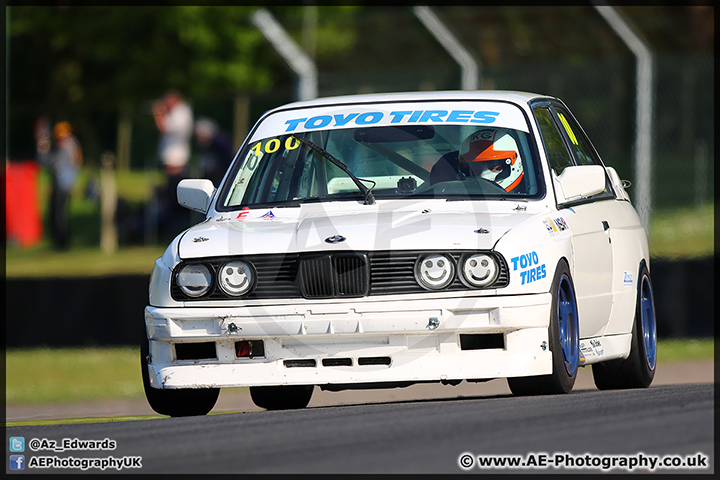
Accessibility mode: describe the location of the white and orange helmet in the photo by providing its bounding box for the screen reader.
[459,128,524,192]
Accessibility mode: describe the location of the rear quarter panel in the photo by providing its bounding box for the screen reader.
[604,200,650,336]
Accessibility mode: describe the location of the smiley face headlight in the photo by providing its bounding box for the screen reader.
[177,263,212,298]
[218,260,255,296]
[415,254,455,290]
[460,253,499,288]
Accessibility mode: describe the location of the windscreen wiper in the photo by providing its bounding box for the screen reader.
[292,134,376,205]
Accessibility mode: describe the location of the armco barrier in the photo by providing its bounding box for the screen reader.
[4,257,713,347]
[650,257,714,339]
[6,275,150,348]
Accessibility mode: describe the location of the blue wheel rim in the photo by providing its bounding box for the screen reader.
[557,274,579,377]
[640,274,657,370]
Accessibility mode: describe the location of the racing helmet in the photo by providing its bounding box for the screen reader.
[459,128,524,192]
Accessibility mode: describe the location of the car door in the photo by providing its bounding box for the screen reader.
[533,104,615,339]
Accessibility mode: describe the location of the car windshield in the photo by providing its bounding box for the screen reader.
[218,101,544,210]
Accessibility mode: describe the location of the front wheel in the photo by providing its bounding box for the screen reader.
[592,263,656,389]
[140,339,220,417]
[250,385,314,410]
[508,260,579,396]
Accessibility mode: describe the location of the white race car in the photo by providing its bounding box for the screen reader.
[142,91,657,416]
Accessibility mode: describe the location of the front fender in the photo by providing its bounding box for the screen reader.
[149,233,185,307]
[494,213,573,296]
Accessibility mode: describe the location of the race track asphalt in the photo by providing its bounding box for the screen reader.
[6,359,713,421]
[6,383,714,474]
[5,361,714,474]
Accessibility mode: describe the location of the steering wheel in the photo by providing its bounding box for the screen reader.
[412,176,507,196]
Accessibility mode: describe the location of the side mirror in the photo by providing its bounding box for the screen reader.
[605,166,631,201]
[554,165,606,204]
[177,179,216,214]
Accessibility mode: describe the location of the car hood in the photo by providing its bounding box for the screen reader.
[178,200,538,259]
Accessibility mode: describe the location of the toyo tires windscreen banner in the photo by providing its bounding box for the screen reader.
[250,101,530,141]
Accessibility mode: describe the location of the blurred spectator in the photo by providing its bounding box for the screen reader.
[36,120,83,250]
[152,89,193,176]
[33,114,52,155]
[152,89,193,235]
[194,117,234,186]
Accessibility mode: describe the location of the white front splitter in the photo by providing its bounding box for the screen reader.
[145,294,553,389]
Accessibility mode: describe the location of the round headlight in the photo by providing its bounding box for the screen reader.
[218,260,254,296]
[460,253,499,288]
[177,264,212,297]
[415,254,455,290]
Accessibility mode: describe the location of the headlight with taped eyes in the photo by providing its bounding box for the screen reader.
[218,260,255,296]
[414,254,456,290]
[460,253,499,288]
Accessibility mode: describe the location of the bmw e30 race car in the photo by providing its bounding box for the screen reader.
[142,90,657,416]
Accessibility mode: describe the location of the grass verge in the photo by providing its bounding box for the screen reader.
[6,347,145,405]
[648,203,714,260]
[653,338,715,363]
[6,245,165,278]
[4,339,714,407]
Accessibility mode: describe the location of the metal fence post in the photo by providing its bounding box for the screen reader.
[100,151,118,253]
[251,8,318,101]
[594,4,654,231]
[413,6,480,91]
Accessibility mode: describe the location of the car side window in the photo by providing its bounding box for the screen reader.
[553,106,614,198]
[553,107,601,167]
[533,107,574,175]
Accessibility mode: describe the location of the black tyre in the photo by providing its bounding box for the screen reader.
[141,338,220,417]
[508,259,579,396]
[249,385,314,410]
[592,262,656,389]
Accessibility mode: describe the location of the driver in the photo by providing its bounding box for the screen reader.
[459,128,524,192]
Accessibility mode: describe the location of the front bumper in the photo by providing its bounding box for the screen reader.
[144,294,553,389]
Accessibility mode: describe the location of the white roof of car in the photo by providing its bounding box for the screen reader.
[271,90,552,112]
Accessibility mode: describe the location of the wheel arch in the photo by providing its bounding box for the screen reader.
[603,255,652,338]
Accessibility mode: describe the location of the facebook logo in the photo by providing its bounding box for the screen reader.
[9,437,25,452]
[9,455,25,470]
